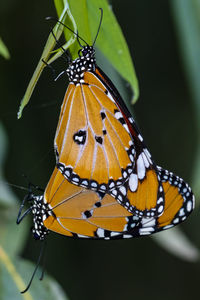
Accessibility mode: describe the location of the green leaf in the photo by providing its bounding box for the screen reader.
[54,0,91,60]
[0,123,19,207]
[0,37,10,60]
[0,123,8,174]
[0,123,68,296]
[0,205,29,258]
[0,123,29,256]
[18,1,139,118]
[153,227,200,262]
[170,0,200,201]
[68,0,139,102]
[17,3,77,119]
[0,250,69,299]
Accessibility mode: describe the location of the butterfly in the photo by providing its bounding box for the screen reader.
[20,164,193,241]
[17,11,195,293]
[16,155,194,294]
[17,40,195,240]
[27,35,194,240]
[53,23,194,221]
[18,9,195,239]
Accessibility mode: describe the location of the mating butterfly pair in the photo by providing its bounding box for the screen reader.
[18,15,194,242]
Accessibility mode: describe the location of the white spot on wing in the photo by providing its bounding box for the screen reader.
[187,200,192,212]
[141,152,150,168]
[129,173,138,192]
[110,231,120,237]
[158,205,164,214]
[115,111,123,120]
[137,154,146,180]
[157,197,163,204]
[96,228,105,237]
[119,186,126,196]
[138,134,143,142]
[179,208,185,217]
[144,148,152,164]
[123,234,133,239]
[112,190,117,196]
[163,224,173,230]
[82,180,88,186]
[123,124,129,132]
[129,117,134,123]
[173,218,179,224]
[107,91,115,103]
[141,217,156,227]
[139,228,154,235]
[77,234,89,238]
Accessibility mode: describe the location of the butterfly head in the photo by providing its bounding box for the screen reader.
[67,45,96,84]
[81,45,95,59]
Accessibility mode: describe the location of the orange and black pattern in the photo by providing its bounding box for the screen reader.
[55,46,166,218]
[24,45,194,241]
[30,165,194,240]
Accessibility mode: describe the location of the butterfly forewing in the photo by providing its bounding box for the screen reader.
[55,76,133,185]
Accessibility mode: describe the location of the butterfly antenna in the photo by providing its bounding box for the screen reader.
[93,8,103,46]
[16,177,44,224]
[76,30,84,48]
[46,26,71,64]
[16,185,34,225]
[46,17,89,46]
[21,240,46,294]
[1,181,29,192]
[22,174,44,193]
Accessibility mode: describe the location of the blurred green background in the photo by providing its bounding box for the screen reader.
[0,0,199,299]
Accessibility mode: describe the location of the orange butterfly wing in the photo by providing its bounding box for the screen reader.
[55,64,164,218]
[41,166,194,239]
[43,167,134,238]
[137,167,194,235]
[55,79,133,185]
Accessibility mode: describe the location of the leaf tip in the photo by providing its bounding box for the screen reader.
[17,106,22,119]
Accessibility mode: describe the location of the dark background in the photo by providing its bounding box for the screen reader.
[0,1,199,300]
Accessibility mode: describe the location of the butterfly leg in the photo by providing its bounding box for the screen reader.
[42,58,68,82]
[49,26,71,62]
[21,240,46,293]
[41,58,57,81]
[16,193,32,224]
[16,182,43,224]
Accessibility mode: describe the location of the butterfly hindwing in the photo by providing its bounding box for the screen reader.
[40,165,194,239]
[43,167,136,238]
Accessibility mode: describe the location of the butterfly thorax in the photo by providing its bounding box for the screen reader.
[31,195,50,240]
[67,45,96,84]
